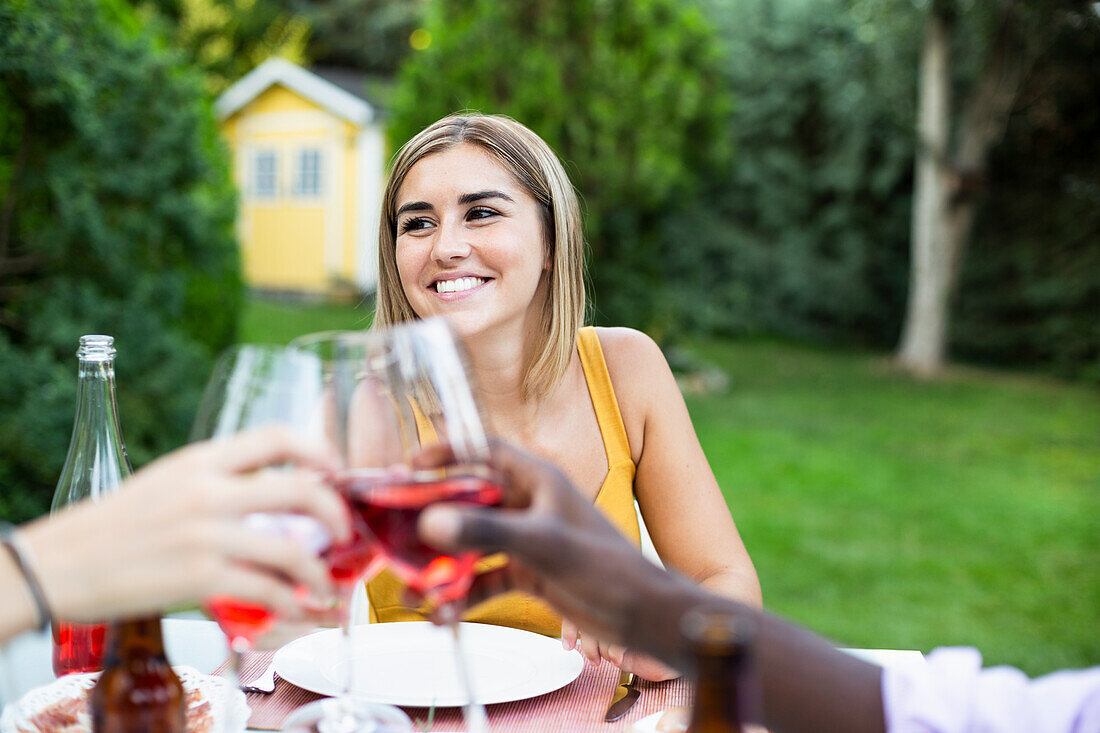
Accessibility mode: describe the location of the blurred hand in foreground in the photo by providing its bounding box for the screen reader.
[16,427,349,628]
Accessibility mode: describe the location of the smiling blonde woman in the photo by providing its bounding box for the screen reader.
[369,113,761,680]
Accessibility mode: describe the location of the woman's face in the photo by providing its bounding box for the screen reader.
[393,143,550,342]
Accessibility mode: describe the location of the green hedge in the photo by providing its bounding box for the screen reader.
[0,0,243,522]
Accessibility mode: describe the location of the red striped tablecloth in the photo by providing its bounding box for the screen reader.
[223,651,691,731]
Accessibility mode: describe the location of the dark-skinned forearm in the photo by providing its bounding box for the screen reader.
[627,571,884,733]
[754,610,884,733]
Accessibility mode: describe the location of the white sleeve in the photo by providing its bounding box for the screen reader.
[882,646,1100,733]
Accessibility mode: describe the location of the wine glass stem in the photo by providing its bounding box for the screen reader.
[226,637,247,733]
[314,583,363,733]
[441,605,487,733]
[226,637,245,688]
[339,584,356,696]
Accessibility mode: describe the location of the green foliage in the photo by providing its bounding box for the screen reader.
[674,0,1098,379]
[129,0,310,94]
[389,0,733,329]
[953,12,1100,381]
[661,0,919,345]
[282,0,422,76]
[0,0,242,522]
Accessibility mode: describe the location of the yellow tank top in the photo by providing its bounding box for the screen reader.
[365,327,641,637]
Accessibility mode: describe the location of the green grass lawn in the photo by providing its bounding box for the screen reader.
[240,296,374,344]
[241,297,1099,675]
[685,338,1099,676]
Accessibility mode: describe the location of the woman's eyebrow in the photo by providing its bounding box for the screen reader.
[396,200,433,217]
[458,190,515,205]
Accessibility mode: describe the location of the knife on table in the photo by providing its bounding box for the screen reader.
[603,670,640,722]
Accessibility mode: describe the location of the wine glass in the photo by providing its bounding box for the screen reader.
[191,344,328,690]
[279,332,409,733]
[192,344,408,733]
[317,319,501,733]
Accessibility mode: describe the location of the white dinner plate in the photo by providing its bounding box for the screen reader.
[631,711,666,732]
[273,622,584,707]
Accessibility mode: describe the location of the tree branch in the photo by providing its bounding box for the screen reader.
[0,120,30,264]
[0,254,45,276]
[0,284,32,302]
[953,0,1048,177]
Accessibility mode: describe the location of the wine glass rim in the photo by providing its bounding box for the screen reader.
[192,343,326,442]
[208,343,321,377]
[291,318,454,342]
[339,464,499,485]
[289,329,372,348]
[220,341,303,352]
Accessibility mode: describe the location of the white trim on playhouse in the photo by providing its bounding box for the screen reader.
[215,57,374,126]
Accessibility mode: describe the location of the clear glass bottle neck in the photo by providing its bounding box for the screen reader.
[51,350,133,511]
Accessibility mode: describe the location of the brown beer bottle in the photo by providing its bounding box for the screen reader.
[682,606,756,733]
[89,617,186,733]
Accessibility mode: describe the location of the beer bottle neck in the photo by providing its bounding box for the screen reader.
[692,651,747,729]
[682,606,756,733]
[103,617,169,666]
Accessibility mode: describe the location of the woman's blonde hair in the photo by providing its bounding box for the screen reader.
[375,113,585,401]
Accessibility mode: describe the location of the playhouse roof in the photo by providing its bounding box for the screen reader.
[215,57,376,126]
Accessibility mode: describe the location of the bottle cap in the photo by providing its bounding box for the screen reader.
[680,604,755,649]
[77,335,116,360]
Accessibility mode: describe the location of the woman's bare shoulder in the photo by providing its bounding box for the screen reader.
[591,326,669,374]
[590,326,675,424]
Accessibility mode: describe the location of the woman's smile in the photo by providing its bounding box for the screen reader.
[429,273,493,300]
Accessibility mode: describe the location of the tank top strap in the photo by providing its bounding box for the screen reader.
[409,397,438,445]
[576,327,632,468]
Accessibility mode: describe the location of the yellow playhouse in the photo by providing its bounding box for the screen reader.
[215,58,385,295]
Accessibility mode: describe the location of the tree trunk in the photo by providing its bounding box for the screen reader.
[897,9,953,376]
[898,1,1035,377]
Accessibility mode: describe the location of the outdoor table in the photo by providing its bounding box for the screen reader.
[1,618,926,731]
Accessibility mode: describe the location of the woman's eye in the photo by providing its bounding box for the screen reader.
[399,217,431,234]
[467,207,498,221]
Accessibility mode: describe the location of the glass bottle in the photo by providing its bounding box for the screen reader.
[50,335,133,675]
[90,617,186,733]
[682,606,756,733]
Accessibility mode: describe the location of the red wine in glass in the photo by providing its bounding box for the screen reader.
[206,597,277,647]
[52,621,107,676]
[339,471,503,603]
[324,515,385,588]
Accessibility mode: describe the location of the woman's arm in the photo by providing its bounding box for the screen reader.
[600,327,762,607]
